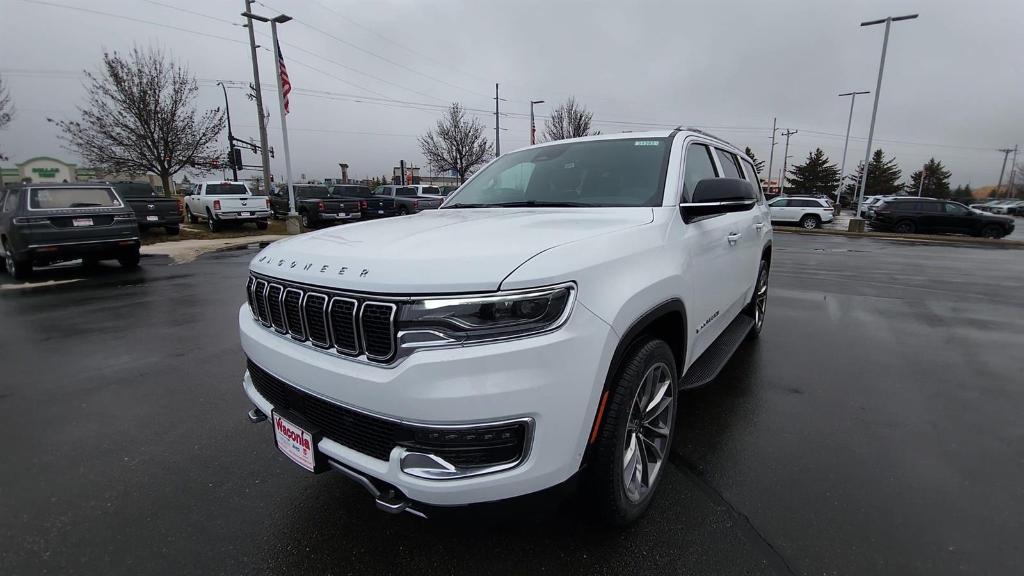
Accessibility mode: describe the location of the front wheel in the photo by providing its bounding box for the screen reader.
[980,224,1004,239]
[799,214,821,230]
[745,259,769,339]
[587,338,677,526]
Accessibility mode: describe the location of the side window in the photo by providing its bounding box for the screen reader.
[919,202,941,213]
[943,202,968,216]
[682,144,718,200]
[714,149,742,179]
[739,160,766,203]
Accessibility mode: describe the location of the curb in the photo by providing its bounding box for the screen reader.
[774,226,1024,249]
[141,235,286,264]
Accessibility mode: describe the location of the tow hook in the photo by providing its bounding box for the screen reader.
[247,407,268,423]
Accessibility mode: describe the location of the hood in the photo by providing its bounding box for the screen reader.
[250,208,654,293]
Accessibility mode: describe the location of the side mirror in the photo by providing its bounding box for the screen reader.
[680,178,756,223]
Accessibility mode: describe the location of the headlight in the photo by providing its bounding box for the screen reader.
[397,284,575,349]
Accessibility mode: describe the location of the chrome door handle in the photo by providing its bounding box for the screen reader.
[727,233,741,245]
[755,222,765,230]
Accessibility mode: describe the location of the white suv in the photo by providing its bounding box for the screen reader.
[239,130,772,524]
[767,196,834,229]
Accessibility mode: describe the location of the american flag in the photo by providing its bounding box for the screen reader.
[276,39,291,114]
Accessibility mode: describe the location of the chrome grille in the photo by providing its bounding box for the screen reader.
[266,284,286,333]
[248,274,397,363]
[303,293,330,348]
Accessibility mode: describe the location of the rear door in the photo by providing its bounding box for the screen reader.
[712,147,762,315]
[916,201,943,232]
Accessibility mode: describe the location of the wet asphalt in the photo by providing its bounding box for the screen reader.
[1,233,1022,575]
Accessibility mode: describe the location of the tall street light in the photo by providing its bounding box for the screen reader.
[217,82,239,181]
[530,100,544,145]
[836,90,869,208]
[242,0,271,195]
[854,13,918,221]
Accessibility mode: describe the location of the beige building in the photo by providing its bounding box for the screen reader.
[1,156,177,193]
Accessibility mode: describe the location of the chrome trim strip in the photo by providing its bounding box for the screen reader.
[246,276,259,320]
[267,283,287,334]
[327,296,360,355]
[254,279,272,327]
[359,301,397,361]
[26,237,140,249]
[283,288,306,341]
[678,199,757,208]
[303,293,331,349]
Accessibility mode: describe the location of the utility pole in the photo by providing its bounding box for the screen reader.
[854,13,919,221]
[779,129,797,195]
[243,0,272,195]
[836,91,869,207]
[996,147,1013,197]
[217,82,239,181]
[1006,145,1019,198]
[766,117,777,191]
[530,100,545,145]
[494,83,501,156]
[917,163,927,197]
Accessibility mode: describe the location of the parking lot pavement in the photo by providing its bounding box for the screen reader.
[1,234,1022,575]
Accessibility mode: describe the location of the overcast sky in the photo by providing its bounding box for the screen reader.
[1,0,1022,187]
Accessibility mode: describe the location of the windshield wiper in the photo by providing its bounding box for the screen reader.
[488,200,595,207]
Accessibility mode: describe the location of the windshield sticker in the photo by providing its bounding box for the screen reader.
[634,140,661,146]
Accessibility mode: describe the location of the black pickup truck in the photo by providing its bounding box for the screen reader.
[112,182,182,235]
[328,185,397,220]
[269,185,361,228]
[0,183,141,279]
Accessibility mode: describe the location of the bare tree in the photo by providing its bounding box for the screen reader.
[0,74,13,161]
[543,96,596,141]
[53,47,225,195]
[418,103,491,184]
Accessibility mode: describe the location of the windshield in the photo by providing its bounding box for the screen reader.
[396,188,419,197]
[114,183,160,198]
[445,137,671,208]
[330,186,373,198]
[206,183,249,195]
[295,186,329,199]
[30,187,121,209]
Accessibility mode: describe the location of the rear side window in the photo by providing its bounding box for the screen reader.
[795,199,821,208]
[919,202,941,213]
[714,149,743,179]
[2,190,17,212]
[682,144,718,199]
[30,187,121,209]
[206,183,249,195]
[739,160,765,202]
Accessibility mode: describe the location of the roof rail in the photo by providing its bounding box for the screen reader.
[683,126,729,144]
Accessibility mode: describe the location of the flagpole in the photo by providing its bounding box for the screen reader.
[271,21,297,227]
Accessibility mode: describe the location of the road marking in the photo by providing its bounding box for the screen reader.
[1,279,83,290]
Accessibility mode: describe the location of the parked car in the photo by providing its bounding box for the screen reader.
[869,198,1015,238]
[184,181,271,232]
[239,129,772,525]
[269,185,361,228]
[767,196,834,229]
[990,199,1024,215]
[328,185,397,220]
[403,184,447,199]
[372,185,443,215]
[112,181,182,236]
[0,183,141,279]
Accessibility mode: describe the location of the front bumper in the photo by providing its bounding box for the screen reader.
[239,301,616,506]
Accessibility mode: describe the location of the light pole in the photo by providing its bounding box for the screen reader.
[766,117,777,192]
[530,100,544,145]
[217,82,239,181]
[917,163,927,196]
[836,91,869,209]
[779,129,797,195]
[242,0,272,196]
[854,13,919,221]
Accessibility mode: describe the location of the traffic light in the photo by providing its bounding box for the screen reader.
[231,148,243,170]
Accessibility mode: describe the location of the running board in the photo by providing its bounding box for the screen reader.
[680,313,754,390]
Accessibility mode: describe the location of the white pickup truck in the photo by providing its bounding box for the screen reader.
[184,181,271,232]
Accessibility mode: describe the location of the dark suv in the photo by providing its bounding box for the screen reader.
[0,183,141,279]
[869,198,1015,238]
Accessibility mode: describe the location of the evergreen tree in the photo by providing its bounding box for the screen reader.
[906,158,952,198]
[786,148,840,195]
[842,149,903,202]
[744,147,765,175]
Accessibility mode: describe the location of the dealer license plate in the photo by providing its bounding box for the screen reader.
[378,210,385,215]
[146,215,159,221]
[240,211,251,217]
[72,218,93,227]
[273,412,316,472]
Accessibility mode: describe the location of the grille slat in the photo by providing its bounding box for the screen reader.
[328,297,359,355]
[266,284,286,333]
[283,288,305,340]
[253,280,271,326]
[245,276,258,318]
[361,303,396,360]
[303,293,330,348]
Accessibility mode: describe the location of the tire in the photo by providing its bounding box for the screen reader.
[118,250,141,269]
[980,225,1003,239]
[185,206,196,224]
[3,240,32,280]
[587,337,677,526]
[398,206,409,216]
[207,211,221,233]
[256,219,269,231]
[894,220,915,234]
[745,258,769,339]
[799,214,821,230]
[165,225,180,236]
[300,212,312,229]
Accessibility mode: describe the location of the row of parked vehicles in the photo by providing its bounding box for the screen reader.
[865,197,1015,238]
[971,198,1024,216]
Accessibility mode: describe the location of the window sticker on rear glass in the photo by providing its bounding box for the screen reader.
[634,140,661,146]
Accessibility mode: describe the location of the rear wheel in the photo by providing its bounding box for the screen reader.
[207,211,221,233]
[118,250,140,269]
[185,206,196,224]
[799,214,820,230]
[3,240,33,280]
[398,206,409,216]
[980,224,1004,239]
[745,258,769,339]
[300,212,312,229]
[256,219,269,231]
[165,225,180,236]
[894,220,916,234]
[587,338,677,526]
